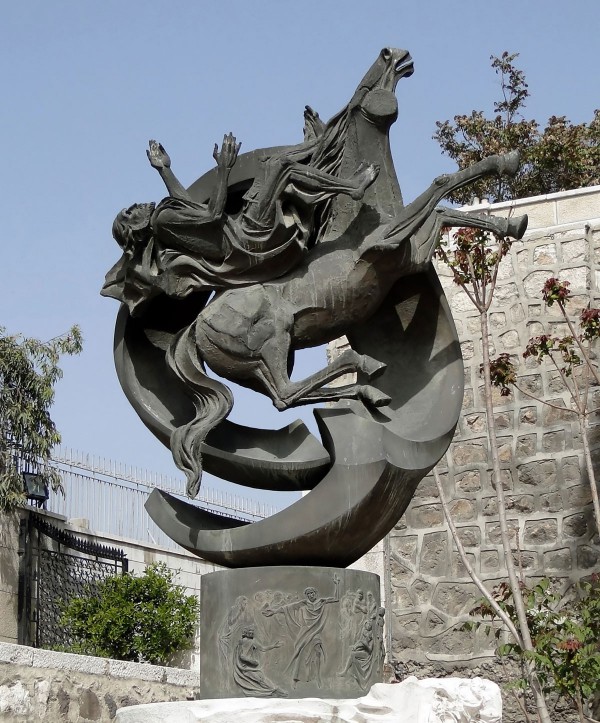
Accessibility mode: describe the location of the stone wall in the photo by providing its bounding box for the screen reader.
[387,185,600,667]
[0,642,197,722]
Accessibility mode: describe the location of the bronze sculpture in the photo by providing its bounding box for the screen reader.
[102,47,527,570]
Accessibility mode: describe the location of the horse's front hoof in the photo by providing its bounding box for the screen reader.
[507,213,528,240]
[498,150,520,177]
[359,386,391,408]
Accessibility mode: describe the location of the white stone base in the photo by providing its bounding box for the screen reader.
[114,677,501,722]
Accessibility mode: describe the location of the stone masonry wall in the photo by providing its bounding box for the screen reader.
[389,186,600,668]
[0,642,198,722]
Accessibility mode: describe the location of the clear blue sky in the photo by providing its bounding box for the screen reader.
[3,0,599,509]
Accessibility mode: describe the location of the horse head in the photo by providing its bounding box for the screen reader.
[348,47,414,124]
[316,48,413,238]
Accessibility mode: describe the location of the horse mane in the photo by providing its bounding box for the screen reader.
[166,321,233,497]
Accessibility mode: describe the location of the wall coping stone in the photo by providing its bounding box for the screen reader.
[0,642,198,687]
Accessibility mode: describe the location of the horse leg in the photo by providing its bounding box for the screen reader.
[249,343,388,410]
[384,150,521,244]
[413,205,528,263]
[244,157,379,227]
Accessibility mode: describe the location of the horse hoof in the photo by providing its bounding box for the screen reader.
[359,386,391,408]
[359,355,387,380]
[351,163,380,199]
[507,214,528,240]
[498,150,520,177]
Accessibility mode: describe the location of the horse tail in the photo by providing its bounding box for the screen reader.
[166,320,233,498]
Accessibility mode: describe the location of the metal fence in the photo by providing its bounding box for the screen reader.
[43,447,280,550]
[18,512,128,649]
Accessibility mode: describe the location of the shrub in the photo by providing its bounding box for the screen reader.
[61,562,199,665]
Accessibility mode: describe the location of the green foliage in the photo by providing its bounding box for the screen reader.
[434,52,600,204]
[61,562,199,665]
[469,576,600,713]
[0,326,83,511]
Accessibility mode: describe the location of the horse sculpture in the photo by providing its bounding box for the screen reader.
[104,47,528,567]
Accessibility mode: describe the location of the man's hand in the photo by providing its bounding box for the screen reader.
[213,132,241,170]
[147,140,171,169]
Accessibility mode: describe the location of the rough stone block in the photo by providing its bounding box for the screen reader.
[464,414,486,433]
[486,519,519,545]
[511,303,526,322]
[390,536,418,567]
[451,550,475,579]
[516,434,536,460]
[518,375,543,399]
[543,430,566,452]
[494,282,519,306]
[494,411,512,430]
[411,579,433,605]
[540,492,564,513]
[561,238,587,263]
[563,513,589,538]
[455,527,480,548]
[482,497,497,517]
[517,460,557,489]
[489,312,506,330]
[543,548,573,572]
[449,499,476,523]
[432,583,477,617]
[565,484,593,508]
[390,583,414,611]
[512,550,538,569]
[427,625,476,656]
[420,532,449,576]
[523,519,558,545]
[519,406,537,425]
[454,470,481,493]
[452,440,487,466]
[507,495,535,513]
[562,457,581,484]
[533,243,557,265]
[577,545,600,568]
[524,270,553,298]
[481,550,500,572]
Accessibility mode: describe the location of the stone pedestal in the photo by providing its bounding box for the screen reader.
[114,678,502,722]
[200,566,383,699]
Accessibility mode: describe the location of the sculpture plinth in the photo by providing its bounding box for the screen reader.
[200,567,383,700]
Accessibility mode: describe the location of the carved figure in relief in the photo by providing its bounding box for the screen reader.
[262,574,340,688]
[232,626,286,698]
[339,619,375,688]
[218,595,252,663]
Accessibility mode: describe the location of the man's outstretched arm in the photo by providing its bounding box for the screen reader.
[147,140,190,201]
[207,133,241,219]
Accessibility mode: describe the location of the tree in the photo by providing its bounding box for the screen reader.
[0,325,82,511]
[61,563,199,665]
[434,52,600,204]
[435,227,554,723]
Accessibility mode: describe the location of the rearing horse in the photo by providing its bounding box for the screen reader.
[165,48,527,496]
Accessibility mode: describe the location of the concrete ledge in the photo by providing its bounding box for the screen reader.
[0,642,198,687]
[0,642,34,666]
[109,658,166,682]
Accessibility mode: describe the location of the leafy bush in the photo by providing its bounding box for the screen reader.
[61,562,199,665]
[468,575,600,721]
